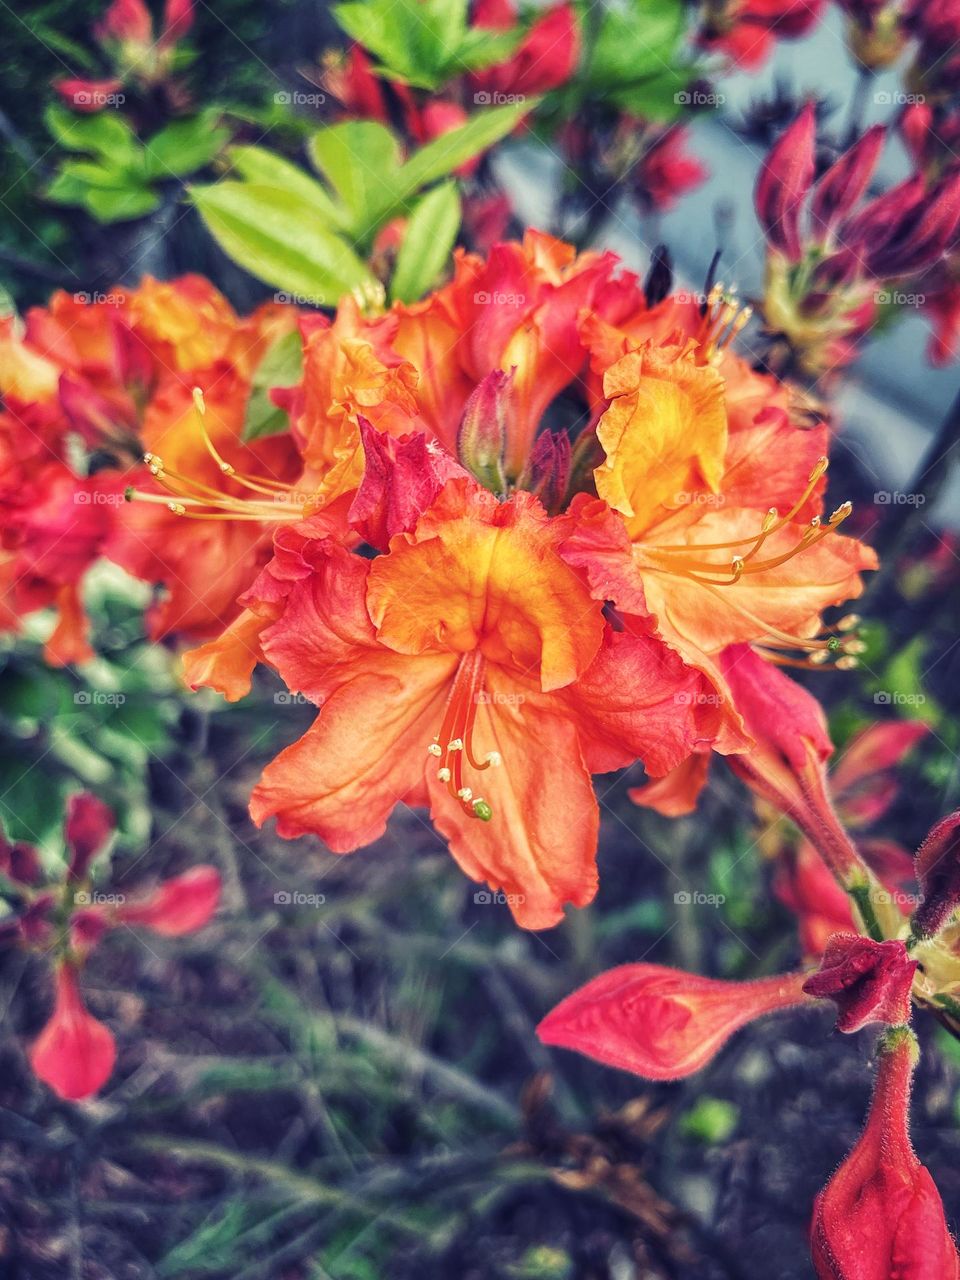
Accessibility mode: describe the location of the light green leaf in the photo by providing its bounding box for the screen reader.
[333,0,463,89]
[228,144,348,227]
[190,181,375,304]
[307,121,402,229]
[390,181,461,303]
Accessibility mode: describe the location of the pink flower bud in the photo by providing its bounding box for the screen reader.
[912,810,960,938]
[94,0,151,46]
[802,933,916,1032]
[29,963,116,1100]
[117,865,221,936]
[65,792,115,881]
[755,103,817,261]
[537,963,810,1080]
[811,1028,959,1279]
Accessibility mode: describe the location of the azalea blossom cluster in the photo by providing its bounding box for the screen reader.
[2,233,875,929]
[0,792,220,1099]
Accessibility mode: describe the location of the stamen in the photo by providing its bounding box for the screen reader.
[427,652,502,819]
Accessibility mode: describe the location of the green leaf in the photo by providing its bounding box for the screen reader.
[307,121,402,229]
[228,144,348,227]
[388,99,533,211]
[242,329,303,442]
[189,181,375,304]
[390,181,461,303]
[143,114,231,180]
[333,0,464,89]
[591,0,686,99]
[82,185,161,223]
[44,103,140,162]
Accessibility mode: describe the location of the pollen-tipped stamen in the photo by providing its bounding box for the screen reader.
[428,652,502,819]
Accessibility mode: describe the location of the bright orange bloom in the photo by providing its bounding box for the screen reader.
[249,477,721,928]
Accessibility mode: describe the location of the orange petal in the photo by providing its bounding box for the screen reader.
[428,669,599,930]
[367,480,604,692]
[595,343,727,537]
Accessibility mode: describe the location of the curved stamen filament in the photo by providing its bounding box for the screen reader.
[127,386,315,522]
[428,651,500,820]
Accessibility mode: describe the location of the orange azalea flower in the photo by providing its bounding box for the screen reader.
[248,477,722,929]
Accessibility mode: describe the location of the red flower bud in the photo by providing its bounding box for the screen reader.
[811,1028,959,1279]
[65,792,115,881]
[537,963,810,1080]
[94,0,152,46]
[29,963,116,1100]
[160,0,194,47]
[0,830,42,885]
[845,171,960,279]
[912,810,960,939]
[802,934,916,1032]
[117,865,221,936]
[456,369,513,493]
[349,420,465,552]
[518,429,571,514]
[755,103,817,261]
[810,126,885,241]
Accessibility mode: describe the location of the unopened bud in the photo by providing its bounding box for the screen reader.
[457,369,512,493]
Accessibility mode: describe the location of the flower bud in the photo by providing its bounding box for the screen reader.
[29,962,116,1100]
[911,810,960,939]
[456,369,513,493]
[519,430,571,514]
[117,865,221,936]
[755,103,817,261]
[810,126,885,241]
[802,933,916,1031]
[0,831,42,885]
[65,792,115,881]
[811,1027,959,1279]
[537,963,810,1080]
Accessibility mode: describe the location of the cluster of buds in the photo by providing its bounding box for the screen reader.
[1,793,220,1099]
[54,0,194,114]
[755,104,960,378]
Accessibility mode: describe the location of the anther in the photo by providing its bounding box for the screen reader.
[837,613,860,631]
[448,738,464,752]
[427,743,442,757]
[438,767,451,783]
[836,655,859,670]
[457,787,473,802]
[192,387,206,415]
